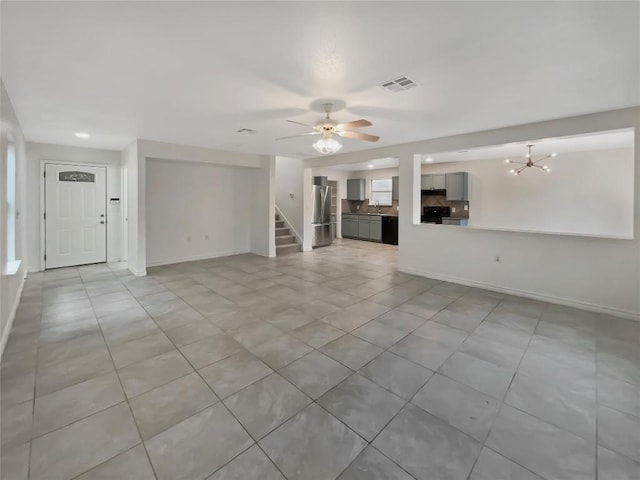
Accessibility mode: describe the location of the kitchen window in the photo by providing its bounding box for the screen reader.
[370,178,392,206]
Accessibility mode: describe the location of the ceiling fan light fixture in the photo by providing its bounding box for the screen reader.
[312,137,342,155]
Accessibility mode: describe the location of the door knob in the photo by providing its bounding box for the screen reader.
[100,214,105,217]
[100,221,105,224]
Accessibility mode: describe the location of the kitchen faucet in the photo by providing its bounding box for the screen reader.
[375,200,381,214]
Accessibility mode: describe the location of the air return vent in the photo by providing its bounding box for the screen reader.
[380,75,417,92]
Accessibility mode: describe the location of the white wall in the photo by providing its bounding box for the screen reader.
[145,159,252,266]
[26,142,122,270]
[250,156,275,257]
[421,148,634,238]
[1,80,27,356]
[305,107,640,319]
[123,140,273,274]
[275,156,304,239]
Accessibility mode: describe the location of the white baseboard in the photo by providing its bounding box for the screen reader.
[128,267,147,276]
[146,249,250,268]
[1,276,26,360]
[27,266,41,273]
[398,266,640,321]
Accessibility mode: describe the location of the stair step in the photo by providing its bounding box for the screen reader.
[275,220,285,228]
[276,235,296,246]
[276,243,301,255]
[275,227,290,236]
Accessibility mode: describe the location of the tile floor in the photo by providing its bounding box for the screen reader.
[1,239,639,480]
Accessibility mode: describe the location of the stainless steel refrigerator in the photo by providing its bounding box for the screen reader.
[311,184,332,247]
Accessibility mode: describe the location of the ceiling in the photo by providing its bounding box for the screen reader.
[424,129,635,163]
[322,129,634,171]
[2,1,639,155]
[330,157,399,171]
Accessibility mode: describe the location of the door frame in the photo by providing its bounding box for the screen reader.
[40,160,110,271]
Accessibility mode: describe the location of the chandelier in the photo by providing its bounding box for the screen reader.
[505,144,556,175]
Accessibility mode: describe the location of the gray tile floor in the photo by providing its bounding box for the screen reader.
[1,238,639,480]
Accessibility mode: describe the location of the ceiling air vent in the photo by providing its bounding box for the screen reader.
[380,75,417,92]
[236,128,257,135]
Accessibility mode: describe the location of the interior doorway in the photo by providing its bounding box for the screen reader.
[44,163,107,269]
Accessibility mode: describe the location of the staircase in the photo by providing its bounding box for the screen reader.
[275,213,301,256]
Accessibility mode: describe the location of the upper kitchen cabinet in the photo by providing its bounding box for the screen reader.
[420,174,446,190]
[347,178,366,200]
[392,176,399,201]
[446,172,469,200]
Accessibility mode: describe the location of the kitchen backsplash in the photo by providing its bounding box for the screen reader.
[342,199,399,215]
[422,195,470,219]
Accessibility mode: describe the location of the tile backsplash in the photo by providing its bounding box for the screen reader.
[421,195,469,218]
[342,199,398,215]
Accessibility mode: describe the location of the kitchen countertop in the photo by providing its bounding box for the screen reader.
[343,213,398,217]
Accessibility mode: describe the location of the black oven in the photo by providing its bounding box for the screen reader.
[421,206,451,224]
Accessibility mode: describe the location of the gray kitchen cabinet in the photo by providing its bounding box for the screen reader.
[347,178,366,200]
[342,214,383,241]
[442,218,468,226]
[370,219,382,241]
[392,176,399,201]
[342,215,359,237]
[432,174,446,189]
[421,174,446,190]
[358,218,371,239]
[446,172,469,200]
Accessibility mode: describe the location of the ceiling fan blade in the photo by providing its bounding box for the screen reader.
[337,130,380,142]
[335,119,372,130]
[286,119,315,128]
[276,132,321,141]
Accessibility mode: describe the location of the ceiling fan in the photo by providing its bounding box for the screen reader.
[276,103,379,154]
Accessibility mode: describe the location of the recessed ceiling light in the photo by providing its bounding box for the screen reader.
[425,157,433,162]
[75,132,90,139]
[367,164,374,168]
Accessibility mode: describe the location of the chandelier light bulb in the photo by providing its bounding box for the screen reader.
[509,169,516,174]
[551,153,558,157]
[505,159,511,163]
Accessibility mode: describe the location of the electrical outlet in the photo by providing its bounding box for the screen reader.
[464,205,469,211]
[494,256,500,263]
[451,207,456,213]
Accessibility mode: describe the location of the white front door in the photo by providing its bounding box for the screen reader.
[45,163,107,269]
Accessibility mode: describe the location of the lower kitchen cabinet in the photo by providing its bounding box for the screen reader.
[370,220,382,241]
[342,215,359,237]
[358,219,371,239]
[343,214,382,242]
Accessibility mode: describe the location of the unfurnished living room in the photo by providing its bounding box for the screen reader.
[1,1,639,479]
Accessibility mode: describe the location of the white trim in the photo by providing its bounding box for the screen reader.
[0,275,26,360]
[145,249,251,268]
[398,266,640,321]
[40,160,109,270]
[3,260,22,276]
[127,265,147,276]
[275,206,303,245]
[27,266,41,273]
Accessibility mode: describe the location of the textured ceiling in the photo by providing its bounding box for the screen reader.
[2,1,639,155]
